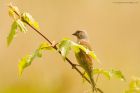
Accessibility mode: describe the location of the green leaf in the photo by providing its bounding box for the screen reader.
[39,42,54,50]
[58,39,72,60]
[8,3,20,16]
[93,68,112,79]
[111,69,126,81]
[72,43,86,53]
[88,51,100,63]
[129,79,140,89]
[7,21,18,46]
[58,39,100,63]
[92,68,125,81]
[7,19,28,46]
[125,77,140,93]
[8,8,15,19]
[18,42,53,76]
[37,42,54,57]
[21,13,39,30]
[17,19,27,33]
[71,41,99,62]
[18,54,34,76]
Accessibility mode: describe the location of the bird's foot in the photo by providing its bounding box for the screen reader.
[71,64,81,69]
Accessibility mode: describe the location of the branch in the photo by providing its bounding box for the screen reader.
[24,20,91,84]
[24,20,104,93]
[11,8,103,93]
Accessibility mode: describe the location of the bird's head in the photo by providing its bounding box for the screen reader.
[72,30,88,39]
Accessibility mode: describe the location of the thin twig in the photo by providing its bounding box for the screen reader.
[24,22,52,45]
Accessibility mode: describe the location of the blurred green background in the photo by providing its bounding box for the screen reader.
[0,0,140,93]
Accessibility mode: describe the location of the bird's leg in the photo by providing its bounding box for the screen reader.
[71,63,81,69]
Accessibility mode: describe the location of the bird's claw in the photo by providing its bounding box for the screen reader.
[72,64,80,69]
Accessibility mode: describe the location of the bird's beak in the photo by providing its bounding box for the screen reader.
[72,32,77,36]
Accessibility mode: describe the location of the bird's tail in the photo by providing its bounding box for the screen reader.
[88,71,96,92]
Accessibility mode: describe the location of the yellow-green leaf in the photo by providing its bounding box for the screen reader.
[92,68,125,81]
[88,51,100,62]
[111,69,126,81]
[58,39,72,60]
[8,8,15,19]
[58,39,100,63]
[7,21,18,46]
[21,13,39,30]
[37,42,53,57]
[17,19,27,33]
[7,19,28,46]
[93,68,112,80]
[18,54,34,76]
[8,3,20,16]
[72,41,100,63]
[125,77,140,93]
[18,42,53,76]
[39,42,54,50]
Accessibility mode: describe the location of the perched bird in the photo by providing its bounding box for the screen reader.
[72,30,95,92]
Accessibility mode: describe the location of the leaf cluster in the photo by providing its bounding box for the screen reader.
[7,3,39,46]
[125,77,140,93]
[93,68,125,81]
[18,42,53,75]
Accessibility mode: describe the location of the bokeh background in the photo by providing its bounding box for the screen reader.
[0,0,140,93]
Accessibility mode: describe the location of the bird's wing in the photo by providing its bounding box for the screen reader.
[78,39,93,66]
[75,39,93,72]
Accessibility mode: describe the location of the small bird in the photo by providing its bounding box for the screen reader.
[72,30,95,92]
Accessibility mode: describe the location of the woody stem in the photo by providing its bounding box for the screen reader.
[12,9,104,93]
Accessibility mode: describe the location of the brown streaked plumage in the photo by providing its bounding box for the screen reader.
[72,30,95,92]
